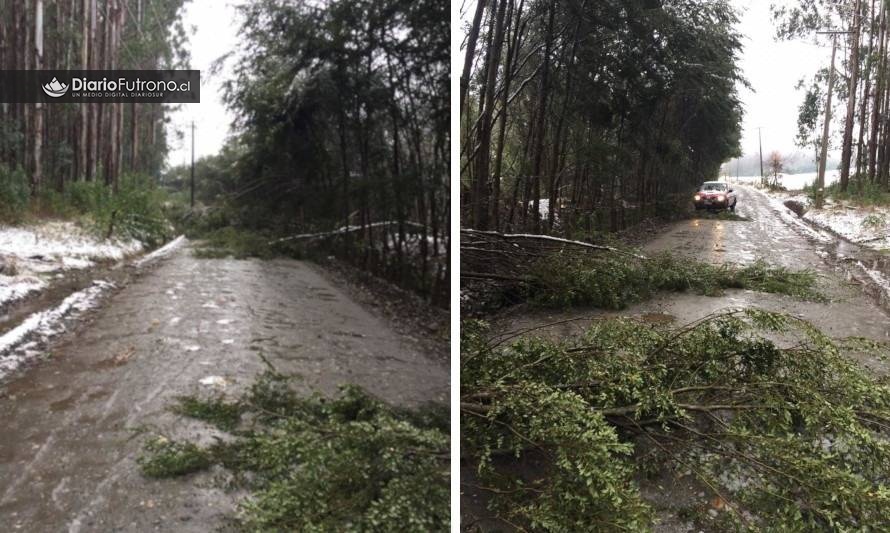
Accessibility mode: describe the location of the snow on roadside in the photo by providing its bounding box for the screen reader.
[0,280,114,380]
[802,207,890,249]
[134,235,186,267]
[761,192,834,244]
[0,275,46,309]
[752,186,890,250]
[0,221,141,309]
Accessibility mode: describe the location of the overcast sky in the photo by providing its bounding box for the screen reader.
[733,0,837,159]
[165,0,240,168]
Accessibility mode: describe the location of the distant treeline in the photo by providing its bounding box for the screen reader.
[721,152,842,177]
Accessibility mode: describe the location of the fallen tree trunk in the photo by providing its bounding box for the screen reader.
[271,220,428,243]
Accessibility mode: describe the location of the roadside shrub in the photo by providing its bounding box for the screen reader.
[0,165,29,222]
[64,175,172,246]
[862,213,886,230]
[811,180,890,206]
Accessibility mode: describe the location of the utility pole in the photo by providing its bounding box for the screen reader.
[758,127,764,186]
[190,120,195,209]
[815,30,850,208]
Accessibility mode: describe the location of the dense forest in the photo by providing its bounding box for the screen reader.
[0,0,189,193]
[0,0,449,304]
[209,0,451,302]
[460,0,744,234]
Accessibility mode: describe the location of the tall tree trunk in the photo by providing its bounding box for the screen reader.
[840,0,863,192]
[529,2,555,233]
[32,0,44,195]
[857,0,877,181]
[472,0,507,230]
[87,0,98,180]
[460,0,487,115]
[868,1,886,182]
[78,0,88,180]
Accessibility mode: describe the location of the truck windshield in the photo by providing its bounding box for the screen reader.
[701,183,726,191]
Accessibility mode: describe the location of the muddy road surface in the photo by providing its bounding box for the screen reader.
[495,184,890,372]
[0,242,448,531]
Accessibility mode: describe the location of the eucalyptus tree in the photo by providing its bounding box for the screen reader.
[222,0,449,302]
[0,0,189,194]
[461,0,744,235]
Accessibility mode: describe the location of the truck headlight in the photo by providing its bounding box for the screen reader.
[717,195,725,202]
[694,194,701,201]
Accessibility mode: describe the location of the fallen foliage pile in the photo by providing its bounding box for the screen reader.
[460,230,823,312]
[140,371,450,531]
[461,310,890,531]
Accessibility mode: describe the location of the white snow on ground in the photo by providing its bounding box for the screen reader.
[762,193,834,243]
[0,222,141,308]
[743,174,890,250]
[859,261,890,292]
[803,207,890,249]
[730,170,840,191]
[133,235,186,266]
[0,280,114,380]
[0,275,45,308]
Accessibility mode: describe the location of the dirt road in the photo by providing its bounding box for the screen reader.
[0,243,448,531]
[495,185,890,373]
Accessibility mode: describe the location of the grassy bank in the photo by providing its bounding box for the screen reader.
[0,165,175,247]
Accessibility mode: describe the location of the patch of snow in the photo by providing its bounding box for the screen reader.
[0,222,139,308]
[199,375,229,387]
[858,261,890,293]
[0,280,114,380]
[803,207,890,248]
[184,345,201,352]
[61,257,94,269]
[762,193,834,243]
[0,222,141,264]
[134,235,186,267]
[0,275,45,309]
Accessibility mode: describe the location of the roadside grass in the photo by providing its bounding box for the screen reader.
[461,310,890,531]
[0,164,175,247]
[807,180,890,207]
[139,371,449,531]
[527,252,824,309]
